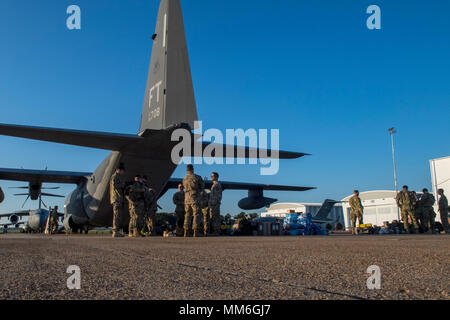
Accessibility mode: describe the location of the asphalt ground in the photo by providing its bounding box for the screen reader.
[0,234,448,300]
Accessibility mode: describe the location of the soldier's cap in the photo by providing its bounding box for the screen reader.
[118,163,126,171]
[402,185,408,189]
[211,172,219,178]
[187,164,194,172]
[438,188,444,193]
[423,188,428,192]
[135,174,141,179]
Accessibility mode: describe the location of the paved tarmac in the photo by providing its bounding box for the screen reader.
[0,234,448,300]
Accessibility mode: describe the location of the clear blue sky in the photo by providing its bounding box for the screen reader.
[0,0,449,217]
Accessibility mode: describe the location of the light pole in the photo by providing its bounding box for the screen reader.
[388,127,400,221]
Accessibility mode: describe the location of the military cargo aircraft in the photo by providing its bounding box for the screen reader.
[0,195,64,233]
[0,0,313,233]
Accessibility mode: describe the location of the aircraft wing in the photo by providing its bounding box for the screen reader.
[0,168,92,184]
[165,178,314,192]
[0,210,30,219]
[1,221,25,227]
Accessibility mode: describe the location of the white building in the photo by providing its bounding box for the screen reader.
[430,156,450,223]
[263,156,450,231]
[341,191,399,230]
[261,202,345,227]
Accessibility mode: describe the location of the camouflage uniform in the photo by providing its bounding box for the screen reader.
[144,185,157,236]
[110,172,126,233]
[50,209,59,234]
[126,182,145,237]
[412,193,424,230]
[396,190,419,233]
[438,194,449,232]
[200,190,210,236]
[208,182,222,235]
[173,191,185,236]
[182,172,205,237]
[349,195,363,232]
[421,193,436,233]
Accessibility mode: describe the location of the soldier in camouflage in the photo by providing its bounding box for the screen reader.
[421,188,436,234]
[50,206,59,234]
[126,175,146,237]
[411,191,424,232]
[438,189,449,233]
[349,190,363,235]
[173,184,185,237]
[208,172,223,236]
[396,185,419,233]
[200,189,210,236]
[142,176,157,236]
[182,164,205,237]
[109,163,126,238]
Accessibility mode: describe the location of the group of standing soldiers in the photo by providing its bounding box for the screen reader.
[174,164,222,237]
[109,163,222,238]
[349,186,450,235]
[109,163,157,238]
[396,185,449,234]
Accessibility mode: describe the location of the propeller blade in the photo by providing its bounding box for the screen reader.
[40,198,48,209]
[21,195,30,208]
[14,193,30,196]
[9,187,28,189]
[41,187,60,190]
[41,193,65,198]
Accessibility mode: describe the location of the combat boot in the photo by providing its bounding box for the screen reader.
[112,231,124,238]
[133,229,140,237]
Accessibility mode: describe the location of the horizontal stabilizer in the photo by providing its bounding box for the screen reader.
[0,123,143,151]
[200,142,309,160]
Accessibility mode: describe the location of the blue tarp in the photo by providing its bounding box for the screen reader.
[284,213,328,236]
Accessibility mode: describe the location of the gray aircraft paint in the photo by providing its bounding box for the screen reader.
[26,209,49,231]
[140,0,197,133]
[1,209,57,232]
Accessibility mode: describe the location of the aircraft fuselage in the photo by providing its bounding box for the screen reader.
[63,128,180,229]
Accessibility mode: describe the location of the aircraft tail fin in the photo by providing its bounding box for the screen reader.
[315,199,339,219]
[139,0,198,134]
